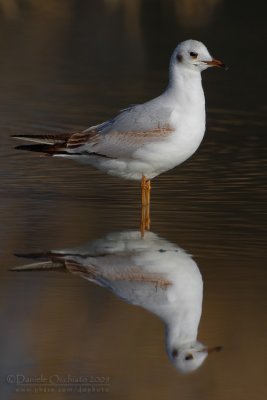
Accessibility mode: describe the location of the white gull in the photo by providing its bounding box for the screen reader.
[13,40,226,231]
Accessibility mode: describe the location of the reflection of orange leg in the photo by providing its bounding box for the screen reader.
[140,204,146,237]
[146,179,151,206]
[145,179,151,230]
[145,205,150,231]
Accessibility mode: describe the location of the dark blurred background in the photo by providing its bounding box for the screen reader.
[0,1,266,400]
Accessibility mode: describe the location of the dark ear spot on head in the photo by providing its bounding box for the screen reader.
[185,354,193,361]
[176,54,183,62]
[172,349,178,358]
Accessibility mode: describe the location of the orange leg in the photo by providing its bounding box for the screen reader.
[141,176,151,207]
[140,176,151,235]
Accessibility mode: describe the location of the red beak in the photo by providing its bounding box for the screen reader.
[204,59,228,70]
[205,346,223,354]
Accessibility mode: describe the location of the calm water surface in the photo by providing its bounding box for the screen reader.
[0,1,266,399]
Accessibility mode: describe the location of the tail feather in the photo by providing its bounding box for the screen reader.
[10,251,66,272]
[14,143,59,154]
[12,133,72,155]
[10,261,65,272]
[12,134,71,145]
[14,251,53,260]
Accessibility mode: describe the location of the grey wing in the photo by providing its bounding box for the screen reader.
[64,253,171,306]
[67,101,174,158]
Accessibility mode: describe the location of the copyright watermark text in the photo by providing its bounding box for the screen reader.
[4,374,111,394]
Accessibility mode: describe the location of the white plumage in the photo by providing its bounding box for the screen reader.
[13,40,226,181]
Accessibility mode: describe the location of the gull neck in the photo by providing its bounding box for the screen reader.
[165,65,204,105]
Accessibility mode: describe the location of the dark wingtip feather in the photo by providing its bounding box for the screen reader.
[14,252,49,259]
[14,144,53,154]
[9,264,66,272]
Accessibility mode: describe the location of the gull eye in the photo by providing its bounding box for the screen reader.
[172,349,178,358]
[189,51,198,58]
[185,354,193,361]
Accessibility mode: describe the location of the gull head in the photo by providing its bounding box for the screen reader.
[170,341,222,374]
[171,39,227,73]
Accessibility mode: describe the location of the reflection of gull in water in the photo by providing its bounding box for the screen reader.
[12,231,221,373]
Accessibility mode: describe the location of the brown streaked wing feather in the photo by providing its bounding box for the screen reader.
[102,270,171,289]
[65,260,170,289]
[65,260,98,280]
[104,126,174,140]
[30,133,72,142]
[67,131,100,149]
[66,126,174,150]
